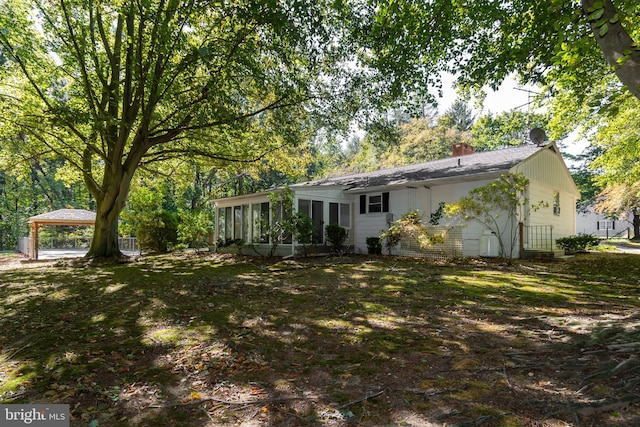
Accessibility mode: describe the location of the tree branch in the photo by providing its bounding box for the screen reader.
[582,0,640,99]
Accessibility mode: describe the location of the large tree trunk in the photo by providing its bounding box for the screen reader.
[85,162,136,260]
[583,0,640,100]
[88,205,123,259]
[632,209,640,241]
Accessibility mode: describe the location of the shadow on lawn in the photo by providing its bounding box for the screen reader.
[1,253,640,426]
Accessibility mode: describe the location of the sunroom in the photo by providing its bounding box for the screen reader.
[213,188,354,256]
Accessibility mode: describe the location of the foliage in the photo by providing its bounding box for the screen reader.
[378,119,471,168]
[567,144,606,214]
[0,146,93,250]
[445,173,539,258]
[439,99,476,131]
[267,186,296,257]
[380,211,445,254]
[556,235,601,253]
[366,237,383,254]
[590,95,640,184]
[594,182,640,240]
[362,1,640,105]
[121,183,178,253]
[471,111,551,150]
[216,238,244,249]
[177,209,214,250]
[0,0,362,259]
[294,212,316,256]
[325,224,348,255]
[135,210,179,253]
[429,202,446,226]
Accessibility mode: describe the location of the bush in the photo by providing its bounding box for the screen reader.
[325,224,348,254]
[294,212,315,256]
[178,209,213,250]
[366,237,382,254]
[380,211,445,254]
[136,210,179,253]
[556,234,600,253]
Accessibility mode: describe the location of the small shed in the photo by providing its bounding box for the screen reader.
[27,209,96,260]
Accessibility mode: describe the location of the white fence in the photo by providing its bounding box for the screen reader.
[18,237,30,255]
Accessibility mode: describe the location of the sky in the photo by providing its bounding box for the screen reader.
[436,73,540,116]
[436,74,588,161]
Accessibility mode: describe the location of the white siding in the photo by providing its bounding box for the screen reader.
[352,180,517,257]
[513,146,579,197]
[525,179,578,241]
[576,208,631,238]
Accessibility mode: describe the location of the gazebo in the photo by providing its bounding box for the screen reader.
[27,209,96,260]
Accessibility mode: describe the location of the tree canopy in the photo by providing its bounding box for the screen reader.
[361,1,640,108]
[0,0,362,259]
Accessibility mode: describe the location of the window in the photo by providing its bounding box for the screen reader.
[329,202,351,228]
[597,220,615,230]
[274,201,293,244]
[312,200,324,243]
[298,199,324,244]
[252,202,269,243]
[217,208,226,240]
[225,206,232,238]
[233,206,242,240]
[359,192,390,214]
[369,195,382,213]
[242,204,250,242]
[552,192,560,215]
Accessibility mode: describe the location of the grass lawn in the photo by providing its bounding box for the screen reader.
[1,251,640,426]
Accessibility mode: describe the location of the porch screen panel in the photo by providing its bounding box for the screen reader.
[217,208,225,240]
[242,204,250,242]
[329,203,339,225]
[340,203,350,228]
[298,199,310,216]
[233,206,242,240]
[312,200,323,244]
[280,202,292,244]
[225,207,232,239]
[252,202,269,243]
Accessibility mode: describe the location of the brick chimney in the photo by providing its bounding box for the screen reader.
[452,143,475,157]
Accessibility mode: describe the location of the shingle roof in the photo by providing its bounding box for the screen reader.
[294,144,545,191]
[27,208,96,224]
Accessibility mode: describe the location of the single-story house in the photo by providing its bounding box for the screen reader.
[212,142,580,259]
[576,206,631,239]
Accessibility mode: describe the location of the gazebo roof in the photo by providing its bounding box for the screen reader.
[27,208,96,226]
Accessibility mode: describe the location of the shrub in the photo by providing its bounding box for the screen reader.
[556,234,600,253]
[136,210,179,253]
[380,211,445,254]
[366,237,383,254]
[325,224,348,254]
[178,209,213,250]
[294,212,315,256]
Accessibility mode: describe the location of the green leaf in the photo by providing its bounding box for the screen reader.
[609,14,619,24]
[588,1,604,12]
[599,23,609,37]
[588,8,605,21]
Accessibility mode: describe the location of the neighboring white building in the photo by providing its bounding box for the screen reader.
[576,207,631,239]
[212,142,580,259]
